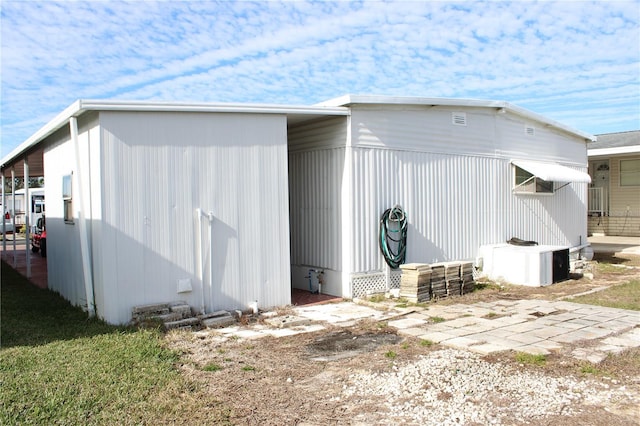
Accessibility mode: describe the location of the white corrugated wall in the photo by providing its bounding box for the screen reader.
[99,111,291,324]
[288,106,589,296]
[347,106,589,274]
[348,148,588,273]
[288,117,347,295]
[44,114,101,312]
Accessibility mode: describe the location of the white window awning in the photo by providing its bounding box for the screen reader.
[512,160,591,183]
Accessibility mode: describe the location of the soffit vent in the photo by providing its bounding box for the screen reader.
[452,112,467,126]
[525,125,535,136]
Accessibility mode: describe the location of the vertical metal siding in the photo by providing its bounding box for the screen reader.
[349,148,588,273]
[43,116,101,312]
[350,107,588,165]
[100,112,290,323]
[288,117,347,273]
[348,106,589,275]
[288,148,344,270]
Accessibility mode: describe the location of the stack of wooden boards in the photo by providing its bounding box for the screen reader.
[399,261,475,302]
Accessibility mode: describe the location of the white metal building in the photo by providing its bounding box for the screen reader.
[289,95,593,297]
[1,96,593,324]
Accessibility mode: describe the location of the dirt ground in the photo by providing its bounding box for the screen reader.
[165,253,640,425]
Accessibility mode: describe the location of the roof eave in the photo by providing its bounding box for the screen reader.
[588,146,640,157]
[316,94,595,142]
[1,100,349,171]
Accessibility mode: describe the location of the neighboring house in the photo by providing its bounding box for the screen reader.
[588,131,640,237]
[1,96,593,324]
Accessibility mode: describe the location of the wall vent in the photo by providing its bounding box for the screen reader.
[452,112,467,126]
[525,125,535,136]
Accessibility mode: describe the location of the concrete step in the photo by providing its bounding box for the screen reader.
[164,317,201,330]
[132,303,170,317]
[201,312,236,328]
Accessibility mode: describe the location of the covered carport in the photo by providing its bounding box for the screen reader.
[1,144,48,288]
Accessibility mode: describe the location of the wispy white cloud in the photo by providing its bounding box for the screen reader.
[1,0,638,156]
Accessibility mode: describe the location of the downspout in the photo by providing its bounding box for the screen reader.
[24,159,31,278]
[70,117,96,317]
[196,208,205,315]
[207,211,214,311]
[196,208,214,315]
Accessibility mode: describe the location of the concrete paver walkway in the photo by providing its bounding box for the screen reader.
[390,299,640,362]
[208,299,639,363]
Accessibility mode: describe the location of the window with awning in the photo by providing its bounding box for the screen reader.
[511,160,591,194]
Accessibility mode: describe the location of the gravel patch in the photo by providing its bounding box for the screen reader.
[341,348,633,425]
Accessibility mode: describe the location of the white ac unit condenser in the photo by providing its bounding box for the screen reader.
[478,243,570,287]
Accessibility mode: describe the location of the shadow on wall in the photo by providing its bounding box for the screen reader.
[404,222,447,264]
[45,215,287,325]
[525,182,587,246]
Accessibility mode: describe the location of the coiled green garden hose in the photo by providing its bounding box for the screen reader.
[379,205,407,269]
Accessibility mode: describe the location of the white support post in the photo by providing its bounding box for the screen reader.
[2,174,5,255]
[11,168,16,267]
[71,117,96,317]
[24,158,31,278]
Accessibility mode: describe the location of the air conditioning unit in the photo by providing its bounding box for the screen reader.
[478,243,569,286]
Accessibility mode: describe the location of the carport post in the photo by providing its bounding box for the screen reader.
[70,117,96,317]
[2,174,5,254]
[11,168,16,267]
[24,158,31,279]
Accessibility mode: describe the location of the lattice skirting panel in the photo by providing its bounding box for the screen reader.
[351,270,402,298]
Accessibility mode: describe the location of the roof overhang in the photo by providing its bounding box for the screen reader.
[1,99,350,177]
[317,94,595,142]
[511,159,591,183]
[588,145,640,158]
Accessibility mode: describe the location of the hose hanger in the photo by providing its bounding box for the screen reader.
[379,205,408,269]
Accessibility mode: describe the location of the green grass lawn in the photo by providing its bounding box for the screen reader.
[569,279,640,311]
[0,261,231,425]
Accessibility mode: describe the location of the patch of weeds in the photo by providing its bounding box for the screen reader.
[241,365,256,372]
[244,345,255,350]
[420,339,434,347]
[385,350,397,359]
[203,363,222,372]
[401,342,410,350]
[368,294,386,303]
[430,316,446,323]
[223,358,233,362]
[377,321,388,329]
[217,348,226,354]
[515,352,546,366]
[394,303,408,308]
[475,281,503,291]
[580,364,601,375]
[484,312,498,319]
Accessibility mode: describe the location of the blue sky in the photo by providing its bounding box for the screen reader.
[1,1,639,158]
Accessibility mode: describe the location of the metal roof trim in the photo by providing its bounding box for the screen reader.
[76,99,350,116]
[588,145,640,157]
[316,94,595,142]
[1,100,349,170]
